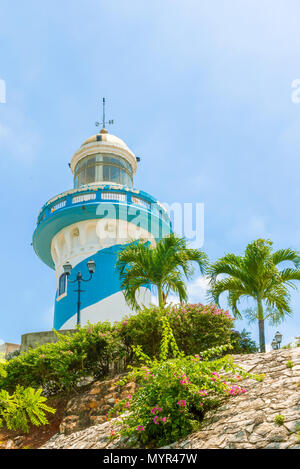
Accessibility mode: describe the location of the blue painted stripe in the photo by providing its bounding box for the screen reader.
[53,243,150,330]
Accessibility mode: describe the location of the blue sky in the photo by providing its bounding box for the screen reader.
[1,0,300,349]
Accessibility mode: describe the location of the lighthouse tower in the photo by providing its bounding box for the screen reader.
[32,113,172,330]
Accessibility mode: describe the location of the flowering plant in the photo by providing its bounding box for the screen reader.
[116,303,238,360]
[114,314,262,447]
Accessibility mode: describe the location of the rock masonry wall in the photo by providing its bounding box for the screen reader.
[42,347,300,449]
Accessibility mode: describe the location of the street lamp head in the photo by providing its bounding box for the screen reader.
[271,339,278,350]
[87,259,96,274]
[275,331,282,344]
[63,261,73,275]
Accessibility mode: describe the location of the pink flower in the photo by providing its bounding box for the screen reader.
[137,425,145,431]
[225,385,247,396]
[151,405,162,415]
[177,400,186,407]
[153,416,159,424]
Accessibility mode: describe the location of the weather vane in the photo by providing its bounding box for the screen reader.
[95,97,114,130]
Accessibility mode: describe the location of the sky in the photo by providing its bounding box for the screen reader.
[1,0,300,349]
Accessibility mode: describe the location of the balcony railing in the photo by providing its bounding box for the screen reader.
[36,186,169,227]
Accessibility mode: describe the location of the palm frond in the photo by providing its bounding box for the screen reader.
[208,277,248,306]
[279,268,300,288]
[115,234,208,308]
[272,248,300,268]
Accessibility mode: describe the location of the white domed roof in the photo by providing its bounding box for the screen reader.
[80,128,131,153]
[70,128,137,174]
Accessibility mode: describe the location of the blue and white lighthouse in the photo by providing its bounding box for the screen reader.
[33,116,172,330]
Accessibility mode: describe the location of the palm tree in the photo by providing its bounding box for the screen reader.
[116,233,208,310]
[208,239,300,352]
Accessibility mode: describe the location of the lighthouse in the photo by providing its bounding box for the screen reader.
[32,106,172,330]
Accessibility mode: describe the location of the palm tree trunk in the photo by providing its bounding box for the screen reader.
[158,285,164,309]
[257,298,266,353]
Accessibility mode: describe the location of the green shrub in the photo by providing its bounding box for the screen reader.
[111,314,261,447]
[0,360,55,432]
[0,355,6,379]
[229,329,258,354]
[0,386,55,433]
[0,304,256,399]
[274,414,285,426]
[116,303,235,360]
[286,361,294,369]
[0,322,127,395]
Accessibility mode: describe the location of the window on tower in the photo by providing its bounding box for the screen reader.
[58,273,67,297]
[74,153,133,188]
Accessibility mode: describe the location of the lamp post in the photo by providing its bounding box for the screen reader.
[271,331,283,350]
[63,259,96,326]
[271,338,278,350]
[274,331,283,349]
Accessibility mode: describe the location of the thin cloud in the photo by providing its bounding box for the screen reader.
[150,275,210,306]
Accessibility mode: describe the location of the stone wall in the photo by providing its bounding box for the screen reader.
[59,374,136,435]
[0,342,20,356]
[20,329,76,352]
[42,347,300,449]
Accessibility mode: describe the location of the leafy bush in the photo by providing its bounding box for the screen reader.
[0,305,256,399]
[0,358,55,432]
[5,349,20,361]
[229,329,258,354]
[111,315,261,447]
[0,322,127,395]
[274,414,285,426]
[0,355,6,379]
[116,303,235,360]
[0,386,55,433]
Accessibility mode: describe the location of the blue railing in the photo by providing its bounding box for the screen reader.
[37,186,170,226]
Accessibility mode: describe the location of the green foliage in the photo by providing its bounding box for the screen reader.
[229,329,258,354]
[116,303,236,360]
[286,360,294,369]
[0,355,7,379]
[111,314,261,447]
[116,234,208,309]
[274,414,285,426]
[255,373,266,382]
[0,305,256,403]
[208,238,300,352]
[0,322,126,395]
[0,386,55,433]
[5,349,20,361]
